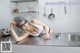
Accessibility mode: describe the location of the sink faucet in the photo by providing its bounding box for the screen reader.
[55,33,61,39]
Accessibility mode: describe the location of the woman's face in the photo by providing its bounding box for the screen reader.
[20,21,29,31]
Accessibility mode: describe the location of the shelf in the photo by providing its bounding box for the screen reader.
[10,0,39,18]
[11,11,39,14]
[11,0,38,3]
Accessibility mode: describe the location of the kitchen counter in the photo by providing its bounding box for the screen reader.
[0,33,80,47]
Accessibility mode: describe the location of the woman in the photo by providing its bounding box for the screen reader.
[10,16,53,42]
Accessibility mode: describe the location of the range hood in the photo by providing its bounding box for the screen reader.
[11,0,38,2]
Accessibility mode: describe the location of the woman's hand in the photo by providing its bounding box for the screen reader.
[10,20,16,29]
[43,33,51,41]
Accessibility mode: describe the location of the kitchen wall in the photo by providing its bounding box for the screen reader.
[0,0,12,29]
[0,0,80,33]
[38,0,80,33]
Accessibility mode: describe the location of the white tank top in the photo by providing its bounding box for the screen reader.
[29,23,45,36]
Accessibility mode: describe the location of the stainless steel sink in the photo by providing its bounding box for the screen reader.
[68,34,80,42]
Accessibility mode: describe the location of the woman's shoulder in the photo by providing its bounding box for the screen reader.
[31,18,37,23]
[31,18,36,22]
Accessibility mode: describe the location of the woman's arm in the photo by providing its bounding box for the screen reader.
[10,21,29,42]
[31,19,51,40]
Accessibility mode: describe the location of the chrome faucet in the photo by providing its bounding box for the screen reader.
[55,33,61,39]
